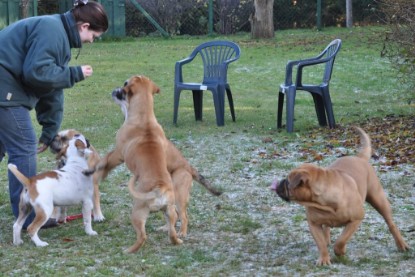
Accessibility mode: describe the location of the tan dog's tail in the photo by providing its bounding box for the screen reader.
[355,127,372,161]
[191,167,222,196]
[127,176,159,200]
[8,164,30,187]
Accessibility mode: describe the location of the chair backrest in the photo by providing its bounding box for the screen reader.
[191,40,241,83]
[321,39,342,83]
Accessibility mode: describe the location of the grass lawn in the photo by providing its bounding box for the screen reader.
[0,26,414,276]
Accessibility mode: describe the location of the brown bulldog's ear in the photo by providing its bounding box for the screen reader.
[289,170,309,189]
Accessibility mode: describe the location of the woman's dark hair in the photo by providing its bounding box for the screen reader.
[72,1,109,33]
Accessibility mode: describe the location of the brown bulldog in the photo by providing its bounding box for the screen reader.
[271,127,409,265]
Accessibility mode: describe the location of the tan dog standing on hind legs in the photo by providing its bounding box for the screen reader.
[271,127,409,265]
[85,75,184,252]
[110,79,222,238]
[86,75,222,252]
[9,134,97,247]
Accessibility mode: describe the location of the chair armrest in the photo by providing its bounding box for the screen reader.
[223,55,240,65]
[218,56,240,83]
[295,55,335,86]
[283,60,301,85]
[175,55,197,83]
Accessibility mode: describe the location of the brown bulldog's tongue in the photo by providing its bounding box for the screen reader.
[269,179,279,191]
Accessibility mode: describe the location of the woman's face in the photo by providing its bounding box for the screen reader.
[78,23,103,43]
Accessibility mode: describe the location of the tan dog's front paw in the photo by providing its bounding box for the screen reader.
[93,213,105,222]
[316,255,331,266]
[173,238,183,245]
[177,231,187,238]
[334,243,346,256]
[396,239,410,251]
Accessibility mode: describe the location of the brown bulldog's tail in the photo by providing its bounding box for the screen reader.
[191,167,222,196]
[355,127,372,161]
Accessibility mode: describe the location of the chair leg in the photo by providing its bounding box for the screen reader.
[173,88,181,124]
[312,94,328,127]
[226,87,235,122]
[285,87,296,133]
[212,88,225,126]
[192,90,203,121]
[322,88,335,128]
[277,91,284,129]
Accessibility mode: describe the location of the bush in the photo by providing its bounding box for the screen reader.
[379,0,415,97]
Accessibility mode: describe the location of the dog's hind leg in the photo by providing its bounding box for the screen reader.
[28,204,51,247]
[165,203,183,246]
[366,184,409,251]
[333,220,362,257]
[126,203,150,253]
[13,195,32,245]
[173,170,192,237]
[92,176,105,222]
[82,199,97,236]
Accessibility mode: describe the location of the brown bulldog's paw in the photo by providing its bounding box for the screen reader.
[316,255,331,266]
[334,242,347,256]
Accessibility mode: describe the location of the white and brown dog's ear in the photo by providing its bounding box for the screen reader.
[74,135,92,157]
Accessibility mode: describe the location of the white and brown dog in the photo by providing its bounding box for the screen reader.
[9,134,97,247]
[50,129,104,222]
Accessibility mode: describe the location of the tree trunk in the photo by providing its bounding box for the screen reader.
[250,0,274,39]
[20,0,30,18]
[346,0,353,28]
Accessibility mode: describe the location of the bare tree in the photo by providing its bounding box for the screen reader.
[250,0,274,39]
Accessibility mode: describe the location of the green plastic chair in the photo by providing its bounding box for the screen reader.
[173,40,241,126]
[277,39,342,132]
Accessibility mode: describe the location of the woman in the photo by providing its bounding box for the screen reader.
[0,0,108,228]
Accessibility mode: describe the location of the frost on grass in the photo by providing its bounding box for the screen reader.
[170,131,414,275]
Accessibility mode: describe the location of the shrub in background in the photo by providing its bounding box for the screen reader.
[379,0,415,98]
